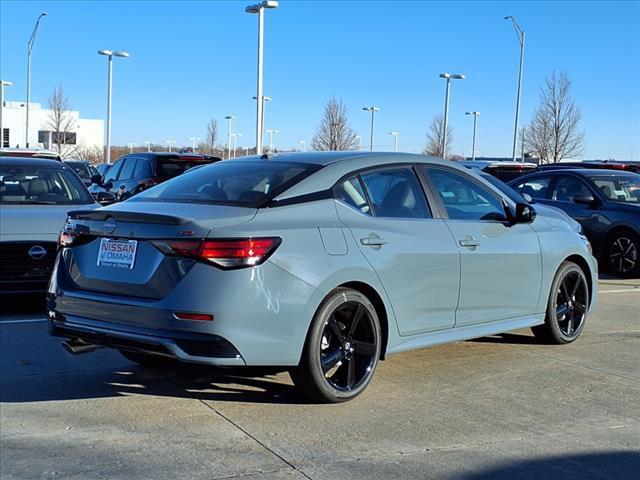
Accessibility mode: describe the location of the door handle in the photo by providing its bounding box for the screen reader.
[360,236,388,246]
[458,238,480,248]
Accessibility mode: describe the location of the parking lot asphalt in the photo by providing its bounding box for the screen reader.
[1,277,639,480]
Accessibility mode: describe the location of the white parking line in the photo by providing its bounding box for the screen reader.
[0,318,47,324]
[599,289,640,294]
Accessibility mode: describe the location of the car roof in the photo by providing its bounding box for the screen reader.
[0,156,68,168]
[118,152,220,160]
[63,160,91,164]
[458,160,538,169]
[229,151,450,167]
[511,168,640,183]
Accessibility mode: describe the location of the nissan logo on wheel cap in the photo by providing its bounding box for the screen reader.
[28,245,47,260]
[103,217,117,234]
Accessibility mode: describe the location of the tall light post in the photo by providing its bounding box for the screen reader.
[224,114,235,159]
[355,135,362,151]
[246,1,279,155]
[189,137,200,152]
[26,12,47,147]
[253,95,271,149]
[127,142,134,153]
[389,131,399,152]
[505,16,525,162]
[231,133,242,157]
[298,140,306,152]
[362,106,379,151]
[264,129,279,153]
[166,140,175,152]
[439,73,465,159]
[144,141,152,152]
[98,49,129,164]
[465,111,480,160]
[0,80,13,148]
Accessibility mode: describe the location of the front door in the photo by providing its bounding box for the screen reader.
[423,166,543,327]
[335,166,460,336]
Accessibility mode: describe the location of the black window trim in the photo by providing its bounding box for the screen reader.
[550,173,602,204]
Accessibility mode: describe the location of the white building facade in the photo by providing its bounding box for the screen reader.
[1,101,104,151]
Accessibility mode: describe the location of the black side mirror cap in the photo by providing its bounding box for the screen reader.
[573,195,597,206]
[90,174,102,185]
[95,191,116,205]
[515,202,536,224]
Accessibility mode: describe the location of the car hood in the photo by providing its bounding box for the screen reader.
[0,203,99,241]
[534,203,582,234]
[609,201,640,215]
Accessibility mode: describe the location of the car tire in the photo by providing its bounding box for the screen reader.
[532,261,589,344]
[604,230,640,278]
[119,349,176,367]
[289,288,382,403]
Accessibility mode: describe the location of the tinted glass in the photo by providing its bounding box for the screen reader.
[156,159,214,178]
[131,160,318,207]
[118,158,136,180]
[103,160,123,183]
[360,167,430,219]
[515,176,551,200]
[0,165,93,204]
[479,172,528,204]
[335,176,371,215]
[553,176,592,201]
[426,167,505,221]
[133,158,152,178]
[590,173,640,203]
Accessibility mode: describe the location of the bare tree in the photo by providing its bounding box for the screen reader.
[205,118,218,154]
[311,97,359,151]
[423,114,453,158]
[44,84,76,159]
[72,145,103,164]
[525,71,584,163]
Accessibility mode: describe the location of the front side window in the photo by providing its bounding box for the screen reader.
[360,167,430,219]
[117,158,136,181]
[553,176,592,202]
[426,167,505,221]
[335,176,371,215]
[131,160,318,207]
[515,176,552,200]
[103,160,123,183]
[0,165,93,204]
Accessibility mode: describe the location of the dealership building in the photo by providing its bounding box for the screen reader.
[1,100,104,150]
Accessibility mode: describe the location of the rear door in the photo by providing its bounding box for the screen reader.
[335,165,460,336]
[423,166,542,327]
[549,174,604,240]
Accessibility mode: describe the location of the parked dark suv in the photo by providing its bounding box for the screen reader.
[509,169,640,277]
[90,152,221,202]
[536,160,640,174]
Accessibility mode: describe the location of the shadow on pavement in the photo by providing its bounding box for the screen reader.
[469,332,540,345]
[463,451,640,480]
[0,294,46,317]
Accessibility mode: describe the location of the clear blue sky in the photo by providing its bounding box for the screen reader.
[1,0,639,159]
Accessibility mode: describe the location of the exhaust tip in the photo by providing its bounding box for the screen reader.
[62,339,101,355]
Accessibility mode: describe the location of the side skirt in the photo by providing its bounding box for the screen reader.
[386,314,545,356]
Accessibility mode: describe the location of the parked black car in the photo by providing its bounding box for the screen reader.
[64,160,101,186]
[90,152,221,202]
[536,160,640,174]
[95,163,111,177]
[459,160,538,182]
[509,169,640,277]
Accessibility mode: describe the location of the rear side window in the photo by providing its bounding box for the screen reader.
[118,158,136,180]
[335,176,371,215]
[131,160,319,207]
[133,158,152,178]
[103,160,123,183]
[514,176,551,200]
[156,158,214,178]
[553,176,592,202]
[360,167,430,219]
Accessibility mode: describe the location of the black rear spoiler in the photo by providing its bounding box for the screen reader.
[67,210,189,225]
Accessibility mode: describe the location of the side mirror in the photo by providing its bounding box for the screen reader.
[573,195,596,206]
[90,174,102,186]
[514,202,536,224]
[95,191,116,205]
[522,193,534,204]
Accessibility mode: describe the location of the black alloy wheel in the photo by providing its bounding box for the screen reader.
[532,261,589,344]
[607,233,639,277]
[290,288,381,403]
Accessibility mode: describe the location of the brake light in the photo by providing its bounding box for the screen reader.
[151,237,281,269]
[173,312,214,321]
[58,231,94,249]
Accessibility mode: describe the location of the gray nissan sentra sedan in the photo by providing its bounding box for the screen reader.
[48,152,598,402]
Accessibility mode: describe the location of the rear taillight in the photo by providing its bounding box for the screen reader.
[151,237,281,269]
[58,231,95,249]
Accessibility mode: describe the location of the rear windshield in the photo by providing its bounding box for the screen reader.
[131,160,320,207]
[0,165,94,204]
[156,158,215,178]
[589,173,640,203]
[67,162,99,180]
[488,167,537,182]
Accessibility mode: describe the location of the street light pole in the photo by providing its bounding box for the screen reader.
[264,129,278,153]
[439,73,465,159]
[362,106,379,151]
[26,12,47,147]
[144,141,151,152]
[253,95,271,150]
[231,133,242,157]
[298,140,306,152]
[224,115,235,159]
[505,16,525,162]
[98,49,129,164]
[389,131,399,152]
[246,1,278,155]
[127,142,134,153]
[166,140,175,152]
[465,111,480,160]
[0,80,13,148]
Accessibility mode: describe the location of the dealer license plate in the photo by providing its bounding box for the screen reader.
[97,238,138,269]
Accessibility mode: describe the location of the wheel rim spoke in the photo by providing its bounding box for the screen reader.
[570,276,582,298]
[352,340,376,356]
[321,348,343,374]
[327,316,345,342]
[345,358,356,389]
[565,313,574,335]
[574,301,586,315]
[556,304,569,320]
[347,305,364,338]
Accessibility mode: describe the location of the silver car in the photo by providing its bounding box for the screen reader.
[0,157,98,294]
[49,152,597,402]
